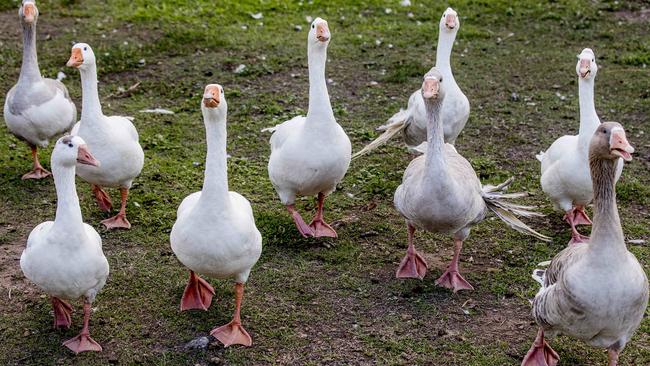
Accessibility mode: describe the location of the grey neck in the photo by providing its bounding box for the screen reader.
[423,97,448,176]
[18,21,42,84]
[306,42,335,122]
[198,109,230,208]
[588,155,626,257]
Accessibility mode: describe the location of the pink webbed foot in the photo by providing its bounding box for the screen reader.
[92,185,113,212]
[210,320,253,347]
[51,297,73,329]
[22,167,52,180]
[396,250,428,279]
[180,271,215,311]
[287,205,314,238]
[521,330,559,366]
[571,206,592,226]
[101,213,131,230]
[435,269,474,292]
[63,333,103,354]
[568,231,589,245]
[309,219,337,238]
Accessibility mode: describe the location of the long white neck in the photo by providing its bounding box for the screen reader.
[79,63,104,121]
[577,77,599,148]
[423,97,449,179]
[18,21,41,84]
[306,43,335,122]
[587,155,626,259]
[435,29,457,81]
[198,109,230,208]
[51,162,84,234]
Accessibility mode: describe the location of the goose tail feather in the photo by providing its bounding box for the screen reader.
[352,109,409,159]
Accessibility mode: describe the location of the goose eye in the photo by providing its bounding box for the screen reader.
[83,47,87,51]
[603,129,608,134]
[312,24,315,29]
[68,143,73,148]
[592,58,594,62]
[440,77,443,82]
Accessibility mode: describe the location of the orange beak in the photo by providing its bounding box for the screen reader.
[445,14,456,29]
[203,85,221,108]
[316,23,330,42]
[422,78,440,99]
[609,129,634,162]
[77,144,100,167]
[23,3,36,23]
[67,48,83,68]
[579,59,590,78]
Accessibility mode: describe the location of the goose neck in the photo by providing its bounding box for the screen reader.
[198,111,230,207]
[18,22,41,84]
[79,64,104,121]
[435,30,456,73]
[306,43,334,122]
[52,163,84,233]
[423,98,448,176]
[578,78,599,147]
[588,156,626,257]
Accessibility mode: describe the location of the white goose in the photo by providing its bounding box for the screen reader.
[394,69,548,291]
[523,122,647,366]
[353,7,469,158]
[20,135,108,354]
[4,0,76,179]
[538,48,623,244]
[171,84,262,347]
[265,17,352,238]
[66,43,144,229]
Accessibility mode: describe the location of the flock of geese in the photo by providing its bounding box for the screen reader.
[3,1,648,365]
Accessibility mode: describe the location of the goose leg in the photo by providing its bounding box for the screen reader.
[572,205,592,226]
[521,328,559,366]
[22,146,51,180]
[210,283,253,347]
[180,271,215,311]
[101,188,131,229]
[435,239,473,292]
[63,300,102,354]
[607,349,619,366]
[51,297,73,329]
[308,193,337,238]
[92,184,113,212]
[286,204,314,237]
[396,224,427,279]
[564,209,589,245]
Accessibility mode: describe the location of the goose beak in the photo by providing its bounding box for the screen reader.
[67,48,84,68]
[316,23,330,42]
[23,3,36,24]
[579,59,590,79]
[422,78,440,99]
[77,144,100,167]
[445,14,456,29]
[203,85,221,108]
[610,129,634,162]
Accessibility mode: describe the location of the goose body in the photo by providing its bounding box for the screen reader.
[523,122,647,366]
[538,48,623,244]
[67,43,144,229]
[20,135,108,353]
[4,1,76,179]
[171,84,262,347]
[394,69,548,291]
[266,18,351,238]
[353,7,469,158]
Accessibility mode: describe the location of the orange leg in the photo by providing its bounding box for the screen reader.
[521,328,559,366]
[308,193,337,238]
[435,238,474,292]
[180,271,215,311]
[210,283,253,347]
[63,300,102,354]
[51,297,72,329]
[396,224,428,279]
[21,145,51,180]
[287,204,314,238]
[101,188,131,229]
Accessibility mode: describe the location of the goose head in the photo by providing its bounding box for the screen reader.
[421,68,445,101]
[576,48,597,80]
[19,0,38,25]
[53,135,100,168]
[439,7,459,32]
[201,84,227,118]
[66,43,96,70]
[308,17,330,47]
[590,122,634,162]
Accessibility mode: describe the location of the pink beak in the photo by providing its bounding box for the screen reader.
[610,129,634,162]
[422,78,440,99]
[77,144,100,167]
[579,59,590,78]
[445,14,456,29]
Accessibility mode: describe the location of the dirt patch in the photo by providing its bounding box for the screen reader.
[615,8,650,23]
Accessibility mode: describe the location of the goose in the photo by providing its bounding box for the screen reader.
[264,17,352,238]
[4,0,76,179]
[537,48,623,244]
[20,135,108,354]
[522,122,647,366]
[66,43,144,229]
[353,7,469,158]
[393,69,549,291]
[171,84,262,347]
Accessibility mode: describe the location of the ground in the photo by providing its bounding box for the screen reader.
[0,0,648,365]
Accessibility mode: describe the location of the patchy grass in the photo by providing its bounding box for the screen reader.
[0,0,648,365]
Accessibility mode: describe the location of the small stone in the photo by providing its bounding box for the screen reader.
[234,64,246,74]
[250,12,263,20]
[184,336,211,350]
[510,92,519,101]
[294,25,302,31]
[628,239,645,245]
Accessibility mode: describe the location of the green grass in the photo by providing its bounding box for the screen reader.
[0,0,649,365]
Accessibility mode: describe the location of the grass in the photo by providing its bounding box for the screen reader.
[0,0,649,365]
